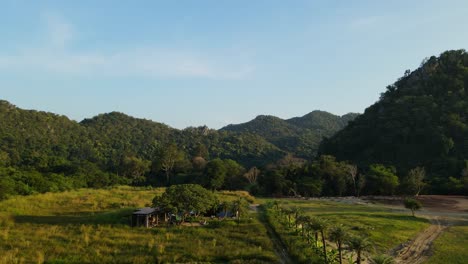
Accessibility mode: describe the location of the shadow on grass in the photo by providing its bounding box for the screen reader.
[315,212,430,223]
[13,208,134,225]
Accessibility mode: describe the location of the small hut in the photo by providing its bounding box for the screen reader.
[131,207,164,228]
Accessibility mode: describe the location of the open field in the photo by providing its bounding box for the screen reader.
[1,187,467,263]
[262,196,468,264]
[0,186,277,264]
[427,225,468,264]
[263,198,430,253]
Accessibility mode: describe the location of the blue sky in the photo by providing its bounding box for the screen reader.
[1,0,468,128]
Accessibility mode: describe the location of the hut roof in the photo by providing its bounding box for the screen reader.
[133,207,157,215]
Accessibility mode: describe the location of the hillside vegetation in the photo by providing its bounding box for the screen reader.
[221,111,358,158]
[319,50,468,194]
[0,99,354,199]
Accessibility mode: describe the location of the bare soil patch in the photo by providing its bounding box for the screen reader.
[362,195,468,264]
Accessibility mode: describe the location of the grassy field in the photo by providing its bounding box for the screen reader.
[263,198,430,256]
[0,186,278,264]
[426,225,468,264]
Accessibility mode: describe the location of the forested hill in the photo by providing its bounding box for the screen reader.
[221,111,359,158]
[0,101,287,172]
[319,49,468,193]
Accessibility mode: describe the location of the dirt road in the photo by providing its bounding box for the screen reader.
[344,195,468,263]
[366,196,468,264]
[393,217,448,264]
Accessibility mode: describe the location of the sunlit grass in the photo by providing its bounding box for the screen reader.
[0,186,276,264]
[426,225,468,264]
[271,199,430,253]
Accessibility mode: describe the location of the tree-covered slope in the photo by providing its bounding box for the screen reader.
[221,111,358,158]
[319,50,468,192]
[0,100,91,171]
[0,101,283,174]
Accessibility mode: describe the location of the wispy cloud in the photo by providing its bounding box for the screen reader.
[0,13,254,80]
[42,12,74,48]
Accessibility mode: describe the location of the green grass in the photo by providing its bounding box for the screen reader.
[268,199,430,254]
[0,186,276,264]
[426,225,468,264]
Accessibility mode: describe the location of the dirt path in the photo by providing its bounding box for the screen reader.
[323,196,467,263]
[255,205,294,264]
[393,217,448,264]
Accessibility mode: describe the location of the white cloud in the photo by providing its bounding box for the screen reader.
[0,13,255,80]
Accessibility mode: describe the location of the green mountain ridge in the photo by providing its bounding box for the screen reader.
[1,99,352,175]
[221,111,359,158]
[319,49,468,193]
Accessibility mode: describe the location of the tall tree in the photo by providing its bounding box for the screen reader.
[243,166,260,184]
[347,236,372,264]
[367,164,399,195]
[404,167,426,196]
[156,144,184,185]
[120,156,151,184]
[329,225,348,264]
[205,159,227,191]
[347,164,358,196]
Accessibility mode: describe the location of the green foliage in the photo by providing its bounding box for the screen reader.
[403,198,422,216]
[347,235,372,264]
[366,164,399,195]
[402,167,426,195]
[369,254,395,264]
[427,226,468,264]
[152,184,218,218]
[222,111,358,159]
[204,159,227,190]
[320,50,468,194]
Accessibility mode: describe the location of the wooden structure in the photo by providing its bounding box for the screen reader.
[131,207,165,228]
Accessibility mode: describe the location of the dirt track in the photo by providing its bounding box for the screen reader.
[393,217,448,264]
[363,196,468,264]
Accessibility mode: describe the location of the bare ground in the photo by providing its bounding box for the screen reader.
[393,216,448,264]
[270,195,468,263]
[363,196,468,264]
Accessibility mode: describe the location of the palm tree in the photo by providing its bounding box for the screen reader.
[347,236,372,264]
[283,208,294,228]
[292,207,304,232]
[369,254,394,264]
[329,225,348,264]
[273,200,280,211]
[310,217,329,263]
[296,215,311,238]
[309,217,322,248]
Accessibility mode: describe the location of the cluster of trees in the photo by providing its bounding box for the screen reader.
[266,203,394,264]
[151,184,250,223]
[320,50,468,194]
[254,155,435,197]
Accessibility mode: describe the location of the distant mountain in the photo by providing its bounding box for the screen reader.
[319,49,468,193]
[221,111,359,158]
